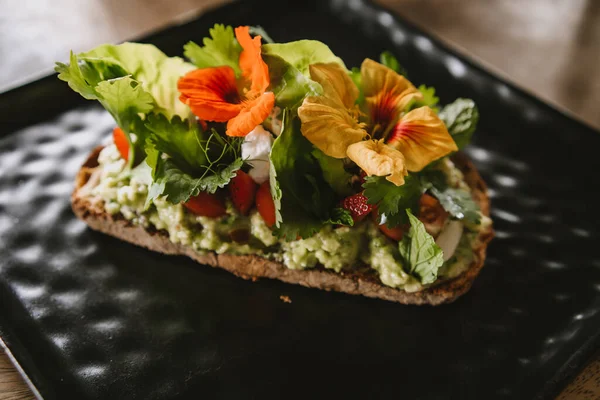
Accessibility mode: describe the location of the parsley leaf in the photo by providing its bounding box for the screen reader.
[362,174,423,227]
[150,157,243,204]
[379,51,408,76]
[326,208,354,227]
[144,113,243,205]
[399,209,444,284]
[184,24,242,75]
[438,98,479,149]
[95,77,155,128]
[144,113,208,171]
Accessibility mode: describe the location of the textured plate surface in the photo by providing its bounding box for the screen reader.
[1,0,600,399]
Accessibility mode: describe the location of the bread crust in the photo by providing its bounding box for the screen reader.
[72,147,494,305]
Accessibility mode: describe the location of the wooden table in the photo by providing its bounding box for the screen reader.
[1,0,598,398]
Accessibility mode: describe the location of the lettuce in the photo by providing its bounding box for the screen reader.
[311,148,353,196]
[399,209,444,284]
[184,24,242,75]
[262,40,346,77]
[438,98,479,149]
[56,43,196,166]
[80,43,195,119]
[269,110,350,239]
[262,54,322,108]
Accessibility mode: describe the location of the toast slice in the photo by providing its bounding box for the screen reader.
[72,147,494,305]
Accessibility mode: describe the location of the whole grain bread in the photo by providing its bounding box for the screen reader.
[72,147,494,305]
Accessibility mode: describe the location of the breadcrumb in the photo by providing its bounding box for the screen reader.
[279,295,292,303]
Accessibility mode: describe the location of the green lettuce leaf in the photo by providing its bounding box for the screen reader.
[269,110,343,239]
[399,209,444,284]
[57,43,196,165]
[262,40,346,77]
[379,51,407,76]
[438,98,479,149]
[262,54,322,108]
[362,174,423,227]
[184,24,242,75]
[80,43,195,119]
[312,148,353,196]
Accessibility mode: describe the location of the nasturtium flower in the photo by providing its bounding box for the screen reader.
[297,63,366,158]
[177,26,274,137]
[387,106,458,171]
[361,58,422,135]
[346,139,407,186]
[298,58,457,184]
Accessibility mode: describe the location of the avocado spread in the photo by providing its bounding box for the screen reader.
[92,144,489,292]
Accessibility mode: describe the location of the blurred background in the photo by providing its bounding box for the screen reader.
[0,0,598,399]
[1,0,599,129]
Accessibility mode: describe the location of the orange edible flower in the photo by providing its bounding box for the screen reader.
[177,26,274,137]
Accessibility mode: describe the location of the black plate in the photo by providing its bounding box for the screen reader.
[1,0,599,399]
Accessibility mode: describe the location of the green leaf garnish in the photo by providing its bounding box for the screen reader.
[149,157,242,204]
[262,40,346,77]
[311,148,353,197]
[183,24,242,75]
[438,98,479,149]
[262,54,322,108]
[379,50,408,76]
[363,174,423,227]
[399,209,444,284]
[269,110,344,239]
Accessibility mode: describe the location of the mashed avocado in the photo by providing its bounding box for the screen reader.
[91,145,489,291]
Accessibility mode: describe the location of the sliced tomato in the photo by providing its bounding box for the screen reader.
[228,170,258,215]
[418,193,449,237]
[112,127,129,162]
[378,223,405,241]
[340,192,374,223]
[256,182,276,228]
[183,192,227,218]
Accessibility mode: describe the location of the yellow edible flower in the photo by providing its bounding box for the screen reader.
[298,58,458,186]
[346,139,408,185]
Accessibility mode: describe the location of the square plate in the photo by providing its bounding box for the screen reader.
[1,0,599,398]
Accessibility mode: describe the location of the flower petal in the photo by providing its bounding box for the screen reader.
[235,26,270,96]
[298,96,366,158]
[361,58,422,133]
[297,63,365,158]
[178,66,242,122]
[346,139,407,186]
[308,63,358,109]
[226,91,275,137]
[388,106,458,171]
